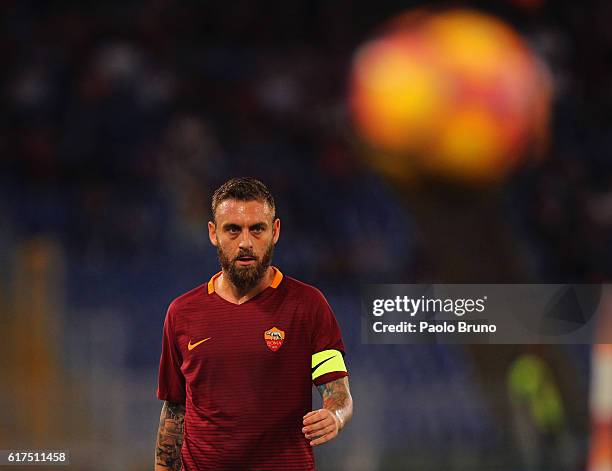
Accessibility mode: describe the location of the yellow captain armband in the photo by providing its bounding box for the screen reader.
[312,349,347,381]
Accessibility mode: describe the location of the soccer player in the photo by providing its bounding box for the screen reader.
[154,177,353,471]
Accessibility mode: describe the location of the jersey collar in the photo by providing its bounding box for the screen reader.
[207,266,283,294]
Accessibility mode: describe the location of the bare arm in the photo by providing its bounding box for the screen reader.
[302,376,353,446]
[317,376,353,430]
[155,401,185,470]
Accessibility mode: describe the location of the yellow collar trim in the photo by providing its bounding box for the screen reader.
[207,267,283,294]
[270,267,284,288]
[207,272,222,294]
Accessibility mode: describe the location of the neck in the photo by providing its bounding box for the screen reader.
[216,266,275,305]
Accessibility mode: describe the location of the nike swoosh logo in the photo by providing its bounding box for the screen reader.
[188,337,211,351]
[312,356,335,374]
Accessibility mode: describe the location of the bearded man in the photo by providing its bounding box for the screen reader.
[154,177,353,471]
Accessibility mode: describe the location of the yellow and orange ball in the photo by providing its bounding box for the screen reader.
[349,9,552,185]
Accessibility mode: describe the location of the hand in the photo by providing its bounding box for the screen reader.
[302,409,341,446]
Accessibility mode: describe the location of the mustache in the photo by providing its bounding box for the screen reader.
[233,250,257,260]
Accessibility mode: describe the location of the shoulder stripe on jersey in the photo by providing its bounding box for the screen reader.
[312,349,346,381]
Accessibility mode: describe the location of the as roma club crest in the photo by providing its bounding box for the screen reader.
[264,327,285,352]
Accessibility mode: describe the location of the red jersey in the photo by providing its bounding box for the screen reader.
[157,268,348,471]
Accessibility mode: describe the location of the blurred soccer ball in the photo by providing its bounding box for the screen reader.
[349,9,552,185]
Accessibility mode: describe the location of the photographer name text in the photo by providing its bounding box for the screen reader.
[370,295,496,335]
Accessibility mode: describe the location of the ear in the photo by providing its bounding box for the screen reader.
[208,221,218,246]
[272,218,281,244]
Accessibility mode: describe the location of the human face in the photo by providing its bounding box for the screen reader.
[208,199,280,292]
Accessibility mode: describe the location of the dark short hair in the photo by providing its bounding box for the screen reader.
[211,177,276,221]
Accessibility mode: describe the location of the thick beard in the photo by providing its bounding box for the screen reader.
[217,242,274,293]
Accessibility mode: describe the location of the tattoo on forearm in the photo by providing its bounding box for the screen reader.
[317,377,353,430]
[155,401,185,470]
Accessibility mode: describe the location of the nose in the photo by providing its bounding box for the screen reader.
[238,228,253,250]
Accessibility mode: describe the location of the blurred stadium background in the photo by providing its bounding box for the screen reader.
[1,0,611,469]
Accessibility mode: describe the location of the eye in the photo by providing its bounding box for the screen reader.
[226,225,241,234]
